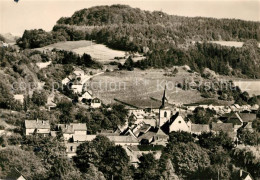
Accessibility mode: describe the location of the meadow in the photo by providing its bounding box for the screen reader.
[38,40,144,64]
[210,41,260,48]
[87,68,204,108]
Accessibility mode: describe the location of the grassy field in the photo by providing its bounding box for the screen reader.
[210,41,260,48]
[37,40,144,64]
[87,68,205,108]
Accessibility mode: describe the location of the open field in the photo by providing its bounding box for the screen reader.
[87,68,205,108]
[233,80,260,96]
[37,40,144,64]
[210,41,260,48]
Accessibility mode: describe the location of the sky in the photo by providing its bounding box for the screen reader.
[0,0,259,36]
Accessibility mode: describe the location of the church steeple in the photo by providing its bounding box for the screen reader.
[160,85,167,109]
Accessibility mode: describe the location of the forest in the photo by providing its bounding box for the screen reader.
[16,5,260,78]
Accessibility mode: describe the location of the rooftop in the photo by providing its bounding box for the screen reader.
[25,120,50,129]
[239,113,257,122]
[211,122,233,132]
[191,124,210,133]
[107,135,139,144]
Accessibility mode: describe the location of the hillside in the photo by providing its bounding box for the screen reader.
[16,5,260,78]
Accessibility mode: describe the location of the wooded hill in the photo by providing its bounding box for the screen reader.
[17,5,260,78]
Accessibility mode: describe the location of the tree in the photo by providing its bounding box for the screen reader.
[165,142,210,178]
[82,163,106,180]
[188,107,216,124]
[168,131,194,144]
[0,147,47,179]
[99,145,131,179]
[31,90,47,106]
[238,129,259,146]
[135,153,160,179]
[74,135,114,172]
[252,118,260,132]
[198,131,234,150]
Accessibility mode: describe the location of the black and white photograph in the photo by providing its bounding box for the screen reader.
[0,0,260,179]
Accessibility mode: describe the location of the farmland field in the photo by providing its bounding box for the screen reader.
[37,40,144,64]
[87,68,205,108]
[210,41,260,48]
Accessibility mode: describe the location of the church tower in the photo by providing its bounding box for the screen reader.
[158,85,171,127]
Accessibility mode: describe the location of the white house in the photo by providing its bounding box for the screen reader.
[71,84,83,94]
[90,98,102,108]
[79,91,93,102]
[25,119,50,136]
[161,112,190,134]
[14,94,24,104]
[58,123,87,141]
[62,77,71,85]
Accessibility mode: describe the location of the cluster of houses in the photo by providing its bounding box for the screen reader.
[24,87,258,165]
[62,68,102,108]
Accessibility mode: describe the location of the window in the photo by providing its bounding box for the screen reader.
[164,111,167,117]
[70,146,73,151]
[178,121,181,123]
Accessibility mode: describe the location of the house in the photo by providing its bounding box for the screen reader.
[211,122,233,132]
[161,112,190,134]
[123,146,142,167]
[14,94,24,104]
[62,77,71,85]
[66,134,96,157]
[5,168,26,180]
[138,127,168,146]
[132,123,151,137]
[24,119,50,136]
[190,124,210,135]
[220,112,243,130]
[239,113,256,123]
[79,91,93,102]
[71,84,83,94]
[57,123,87,141]
[238,169,254,180]
[130,111,157,127]
[239,113,257,132]
[90,97,102,108]
[211,122,237,141]
[106,136,139,146]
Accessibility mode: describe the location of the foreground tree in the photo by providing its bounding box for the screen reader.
[135,153,160,179]
[100,145,132,179]
[0,147,47,179]
[164,142,211,178]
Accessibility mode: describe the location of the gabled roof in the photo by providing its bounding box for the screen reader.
[191,124,210,133]
[25,120,50,129]
[6,168,26,180]
[239,113,256,122]
[70,123,87,131]
[211,122,233,132]
[58,123,87,133]
[72,135,96,142]
[239,170,253,180]
[138,128,168,141]
[107,136,139,144]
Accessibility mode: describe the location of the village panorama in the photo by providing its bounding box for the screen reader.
[0,1,260,180]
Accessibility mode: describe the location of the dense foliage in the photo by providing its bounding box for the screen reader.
[17,5,260,78]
